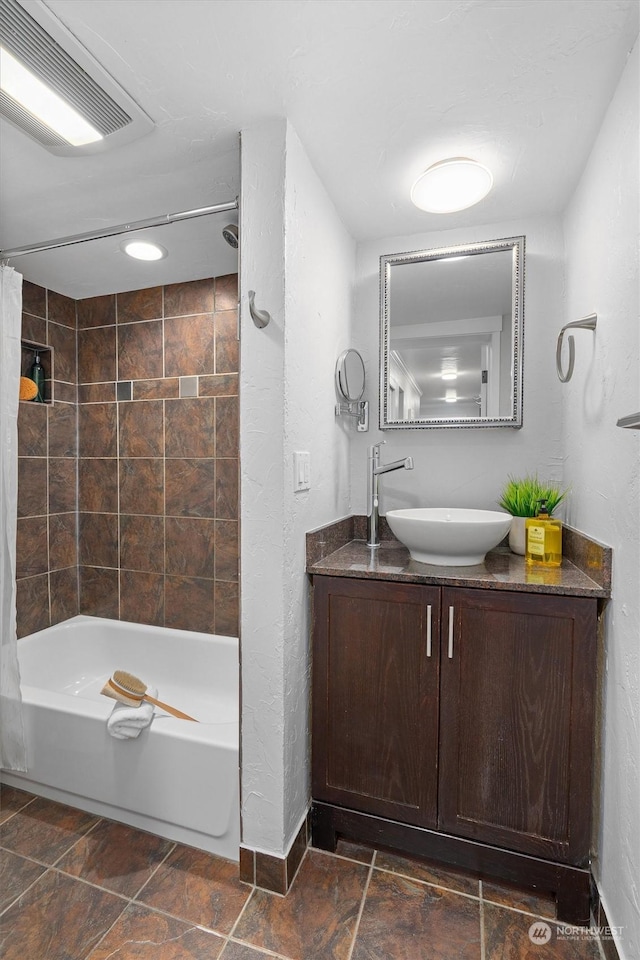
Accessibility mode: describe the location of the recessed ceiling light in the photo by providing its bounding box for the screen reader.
[441,373,458,381]
[445,389,458,403]
[0,45,102,146]
[411,158,493,213]
[120,239,167,261]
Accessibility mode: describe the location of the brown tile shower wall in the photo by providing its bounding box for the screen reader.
[77,275,239,636]
[16,281,79,638]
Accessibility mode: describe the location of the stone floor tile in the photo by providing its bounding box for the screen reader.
[57,819,174,897]
[0,797,99,864]
[374,849,480,897]
[483,904,602,959]
[234,849,369,960]
[351,868,482,960]
[86,901,226,959]
[482,877,557,919]
[136,844,250,934]
[0,848,46,912]
[0,869,126,960]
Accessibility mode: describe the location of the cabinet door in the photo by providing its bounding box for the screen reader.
[438,588,597,864]
[312,576,440,828]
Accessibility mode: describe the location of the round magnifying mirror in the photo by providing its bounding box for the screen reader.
[335,349,366,403]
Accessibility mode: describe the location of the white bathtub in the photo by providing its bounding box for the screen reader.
[1,615,240,861]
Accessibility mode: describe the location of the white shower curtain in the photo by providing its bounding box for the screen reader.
[0,265,26,771]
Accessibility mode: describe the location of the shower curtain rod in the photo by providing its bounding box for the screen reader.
[0,198,239,259]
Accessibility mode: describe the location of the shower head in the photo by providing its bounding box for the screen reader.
[222,224,239,249]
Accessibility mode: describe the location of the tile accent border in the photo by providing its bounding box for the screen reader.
[239,811,309,895]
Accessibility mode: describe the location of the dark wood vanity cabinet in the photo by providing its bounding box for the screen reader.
[312,575,598,922]
[311,578,441,829]
[437,587,596,863]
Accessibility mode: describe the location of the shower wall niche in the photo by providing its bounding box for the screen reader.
[16,275,239,640]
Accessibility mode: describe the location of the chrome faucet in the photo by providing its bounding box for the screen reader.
[367,441,414,548]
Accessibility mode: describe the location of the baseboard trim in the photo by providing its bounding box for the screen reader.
[590,879,622,960]
[239,809,310,895]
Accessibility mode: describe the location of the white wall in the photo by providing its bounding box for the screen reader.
[239,120,288,854]
[562,39,639,960]
[240,119,355,854]
[351,218,565,517]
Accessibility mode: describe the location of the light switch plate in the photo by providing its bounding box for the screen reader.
[293,451,311,491]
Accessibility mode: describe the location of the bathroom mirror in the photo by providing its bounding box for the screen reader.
[336,348,366,402]
[335,349,369,432]
[380,236,524,429]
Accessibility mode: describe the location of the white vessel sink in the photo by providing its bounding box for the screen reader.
[385,508,512,566]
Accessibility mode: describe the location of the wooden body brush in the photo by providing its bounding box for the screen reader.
[101,670,198,722]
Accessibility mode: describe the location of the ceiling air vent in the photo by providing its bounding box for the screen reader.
[0,0,153,155]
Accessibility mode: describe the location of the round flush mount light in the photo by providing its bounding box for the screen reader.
[120,239,167,261]
[411,158,493,214]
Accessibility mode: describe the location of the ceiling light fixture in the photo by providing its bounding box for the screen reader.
[441,360,458,381]
[0,0,153,155]
[445,389,458,403]
[411,158,493,213]
[1,45,102,146]
[120,239,167,262]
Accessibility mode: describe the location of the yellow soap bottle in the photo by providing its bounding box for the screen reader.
[525,499,562,567]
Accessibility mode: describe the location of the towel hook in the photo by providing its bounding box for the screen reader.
[248,290,271,329]
[556,313,597,382]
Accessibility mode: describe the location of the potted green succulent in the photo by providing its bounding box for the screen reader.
[498,474,568,555]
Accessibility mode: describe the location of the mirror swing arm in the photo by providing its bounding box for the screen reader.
[335,397,369,431]
[379,235,525,429]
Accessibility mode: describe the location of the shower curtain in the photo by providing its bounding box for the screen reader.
[0,265,26,771]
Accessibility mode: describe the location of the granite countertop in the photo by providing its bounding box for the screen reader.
[306,516,611,599]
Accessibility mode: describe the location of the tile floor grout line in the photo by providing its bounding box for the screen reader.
[78,892,132,960]
[346,850,376,960]
[127,893,233,939]
[479,880,486,960]
[48,815,105,870]
[0,793,38,823]
[372,863,483,905]
[285,843,309,891]
[226,876,258,942]
[124,840,176,902]
[224,935,296,960]
[48,864,133,904]
[0,863,52,920]
[47,844,176,908]
[0,814,105,873]
[309,844,376,869]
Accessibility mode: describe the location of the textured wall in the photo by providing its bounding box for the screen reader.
[562,39,639,960]
[240,119,288,853]
[16,281,79,638]
[350,217,565,517]
[281,124,355,847]
[240,119,355,854]
[76,276,239,635]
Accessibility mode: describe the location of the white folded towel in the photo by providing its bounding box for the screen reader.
[107,686,157,740]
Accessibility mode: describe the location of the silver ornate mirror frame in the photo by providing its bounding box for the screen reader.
[380,236,525,429]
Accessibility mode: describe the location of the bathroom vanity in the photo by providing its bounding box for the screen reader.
[307,519,611,925]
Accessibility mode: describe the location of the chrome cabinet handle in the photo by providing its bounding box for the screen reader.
[426,605,432,657]
[448,606,454,659]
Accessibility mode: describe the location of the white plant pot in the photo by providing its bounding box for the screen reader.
[509,516,527,555]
